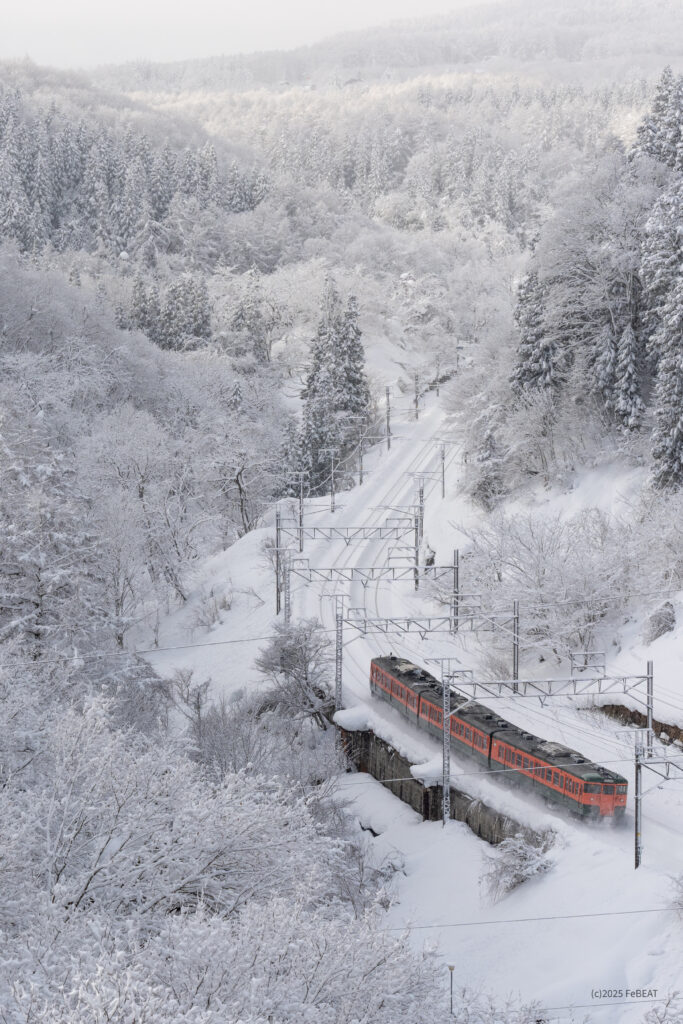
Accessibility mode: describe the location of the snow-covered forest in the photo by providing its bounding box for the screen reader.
[2,0,683,1020]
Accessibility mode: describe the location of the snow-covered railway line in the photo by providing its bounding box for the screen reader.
[291,396,683,853]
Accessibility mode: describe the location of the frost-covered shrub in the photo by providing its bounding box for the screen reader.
[643,600,676,644]
[480,832,555,904]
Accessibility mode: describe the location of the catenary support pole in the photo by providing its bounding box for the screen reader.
[418,481,425,544]
[414,514,420,591]
[330,452,336,514]
[512,599,520,691]
[385,386,392,451]
[441,443,446,499]
[275,509,281,615]
[646,660,654,759]
[320,447,338,513]
[414,372,419,421]
[358,434,364,486]
[335,604,343,714]
[448,965,455,1015]
[283,556,291,626]
[635,744,643,869]
[442,678,451,826]
[451,549,460,634]
[298,474,305,553]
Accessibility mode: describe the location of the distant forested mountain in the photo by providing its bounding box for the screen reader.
[93,0,683,94]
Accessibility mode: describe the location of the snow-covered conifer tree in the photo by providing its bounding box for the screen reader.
[652,274,683,487]
[614,323,645,430]
[635,67,683,168]
[300,279,371,493]
[511,271,556,391]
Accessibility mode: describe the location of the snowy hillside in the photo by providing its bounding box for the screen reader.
[142,379,683,1022]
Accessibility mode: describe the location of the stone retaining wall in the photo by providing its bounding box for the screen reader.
[340,726,544,848]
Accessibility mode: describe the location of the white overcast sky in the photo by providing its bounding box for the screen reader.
[3,0,465,69]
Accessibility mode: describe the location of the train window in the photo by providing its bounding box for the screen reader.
[566,779,573,793]
[617,785,627,794]
[545,768,552,781]
[516,753,522,766]
[465,729,471,741]
[584,784,600,793]
[522,758,529,769]
[553,772,560,786]
[603,785,614,794]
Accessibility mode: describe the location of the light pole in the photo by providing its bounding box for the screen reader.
[448,964,455,1015]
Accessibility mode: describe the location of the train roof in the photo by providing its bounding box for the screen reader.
[372,656,627,786]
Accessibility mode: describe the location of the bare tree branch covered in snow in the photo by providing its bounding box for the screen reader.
[256,618,335,729]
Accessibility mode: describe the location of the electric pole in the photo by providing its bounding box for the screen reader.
[451,549,460,634]
[385,386,392,450]
[414,372,419,421]
[440,443,446,499]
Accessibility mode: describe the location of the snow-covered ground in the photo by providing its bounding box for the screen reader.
[141,385,683,1022]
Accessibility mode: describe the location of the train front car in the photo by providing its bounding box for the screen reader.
[369,656,627,821]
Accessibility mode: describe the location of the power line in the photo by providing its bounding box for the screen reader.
[0,627,348,668]
[385,906,668,931]
[544,998,669,1013]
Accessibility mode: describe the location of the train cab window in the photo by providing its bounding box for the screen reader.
[584,784,600,793]
[553,772,560,786]
[617,785,627,794]
[603,785,614,794]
